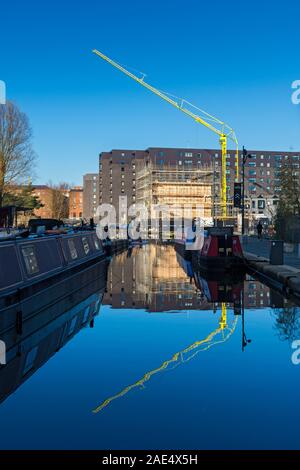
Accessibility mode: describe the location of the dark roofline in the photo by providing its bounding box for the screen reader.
[100,147,300,155]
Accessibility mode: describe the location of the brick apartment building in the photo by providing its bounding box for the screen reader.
[32,185,70,220]
[99,149,146,212]
[99,147,300,223]
[83,174,99,220]
[31,185,54,219]
[69,186,83,220]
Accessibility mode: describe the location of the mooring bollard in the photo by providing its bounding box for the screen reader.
[270,240,284,265]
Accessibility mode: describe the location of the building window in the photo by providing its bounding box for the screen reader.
[82,237,90,255]
[68,239,78,260]
[22,246,39,275]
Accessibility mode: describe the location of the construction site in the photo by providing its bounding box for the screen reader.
[93,49,239,226]
[135,162,215,223]
[94,49,286,238]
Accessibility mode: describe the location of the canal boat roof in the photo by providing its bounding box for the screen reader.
[0,231,105,298]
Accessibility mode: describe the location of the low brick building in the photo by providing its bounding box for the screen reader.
[69,186,83,220]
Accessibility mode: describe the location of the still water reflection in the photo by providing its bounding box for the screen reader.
[0,244,300,450]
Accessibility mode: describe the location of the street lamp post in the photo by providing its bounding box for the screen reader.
[242,146,253,235]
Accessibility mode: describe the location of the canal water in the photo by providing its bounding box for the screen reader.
[0,244,300,450]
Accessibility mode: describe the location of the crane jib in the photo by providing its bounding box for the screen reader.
[93,49,240,218]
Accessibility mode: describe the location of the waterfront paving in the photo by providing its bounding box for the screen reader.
[241,237,300,269]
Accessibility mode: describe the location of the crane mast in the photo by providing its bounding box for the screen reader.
[93,49,239,218]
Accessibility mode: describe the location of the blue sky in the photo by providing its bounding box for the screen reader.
[0,0,299,185]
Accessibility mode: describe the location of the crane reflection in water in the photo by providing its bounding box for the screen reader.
[93,304,237,414]
[93,244,248,414]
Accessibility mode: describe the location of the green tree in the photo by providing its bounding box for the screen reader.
[3,184,42,211]
[274,156,300,240]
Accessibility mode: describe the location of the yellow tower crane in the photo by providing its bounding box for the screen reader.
[93,49,239,218]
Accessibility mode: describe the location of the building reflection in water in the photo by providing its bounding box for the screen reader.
[0,244,294,415]
[96,244,290,414]
[104,244,276,312]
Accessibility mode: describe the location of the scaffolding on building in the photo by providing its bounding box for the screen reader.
[135,159,227,228]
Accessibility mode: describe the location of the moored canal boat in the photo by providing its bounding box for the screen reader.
[175,227,244,272]
[0,231,109,332]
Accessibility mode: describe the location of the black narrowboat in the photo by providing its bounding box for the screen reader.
[0,232,108,327]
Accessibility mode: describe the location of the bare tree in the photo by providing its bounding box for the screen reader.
[273,306,300,342]
[0,101,36,207]
[47,181,70,220]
